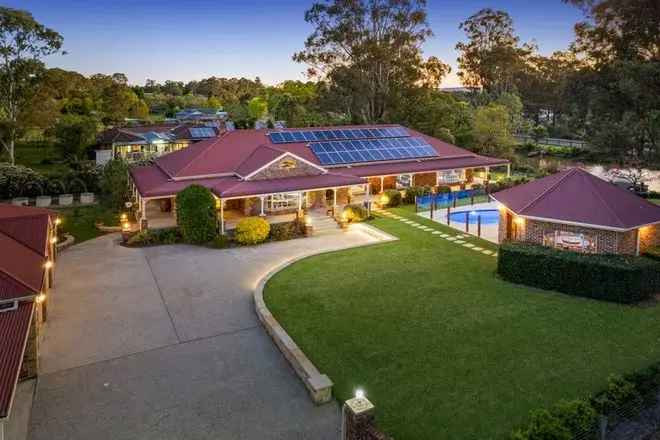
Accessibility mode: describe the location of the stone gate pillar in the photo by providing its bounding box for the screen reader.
[342,391,376,440]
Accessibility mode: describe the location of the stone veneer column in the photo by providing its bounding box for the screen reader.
[343,395,376,440]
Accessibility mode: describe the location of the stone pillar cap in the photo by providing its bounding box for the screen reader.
[345,396,375,416]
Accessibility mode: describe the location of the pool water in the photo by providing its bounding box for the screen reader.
[448,209,499,225]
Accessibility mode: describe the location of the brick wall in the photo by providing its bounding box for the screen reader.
[639,225,660,254]
[249,155,323,180]
[517,218,640,255]
[413,172,437,187]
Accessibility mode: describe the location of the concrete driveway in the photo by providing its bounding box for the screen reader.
[27,227,382,440]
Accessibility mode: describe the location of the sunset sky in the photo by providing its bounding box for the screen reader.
[11,0,584,87]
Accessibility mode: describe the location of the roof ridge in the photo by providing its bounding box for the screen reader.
[174,131,230,177]
[518,168,579,214]
[0,228,48,259]
[590,173,634,229]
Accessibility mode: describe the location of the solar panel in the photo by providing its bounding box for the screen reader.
[309,137,438,166]
[190,127,216,138]
[268,127,409,144]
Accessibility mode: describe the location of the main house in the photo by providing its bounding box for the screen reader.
[95,123,223,165]
[129,124,510,232]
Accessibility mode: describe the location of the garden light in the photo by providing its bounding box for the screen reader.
[122,222,131,232]
[120,213,128,222]
[304,215,312,226]
[514,217,525,226]
[55,218,62,225]
[355,388,365,399]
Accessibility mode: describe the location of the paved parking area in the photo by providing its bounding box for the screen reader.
[27,227,383,440]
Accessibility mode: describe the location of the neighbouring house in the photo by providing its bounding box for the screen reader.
[95,123,223,165]
[0,204,58,439]
[128,124,510,232]
[175,108,228,124]
[492,167,660,255]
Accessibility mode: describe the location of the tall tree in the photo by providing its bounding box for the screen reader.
[455,8,533,95]
[564,0,660,64]
[294,0,448,123]
[0,7,63,164]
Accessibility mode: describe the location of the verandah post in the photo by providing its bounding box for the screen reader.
[415,195,418,213]
[477,215,481,237]
[465,211,469,233]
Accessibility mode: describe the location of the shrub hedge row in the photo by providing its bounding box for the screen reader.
[497,242,660,303]
[513,364,660,439]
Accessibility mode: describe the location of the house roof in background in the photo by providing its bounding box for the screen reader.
[491,168,660,230]
[97,123,221,146]
[0,301,34,419]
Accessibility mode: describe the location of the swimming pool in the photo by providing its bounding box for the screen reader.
[448,209,499,225]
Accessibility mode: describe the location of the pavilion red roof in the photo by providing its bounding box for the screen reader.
[0,301,34,419]
[491,168,660,230]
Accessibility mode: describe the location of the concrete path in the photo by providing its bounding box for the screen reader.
[27,226,382,440]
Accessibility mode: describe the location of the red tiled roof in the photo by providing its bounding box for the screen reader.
[131,124,510,199]
[0,204,52,300]
[218,172,364,198]
[491,168,660,230]
[0,301,34,419]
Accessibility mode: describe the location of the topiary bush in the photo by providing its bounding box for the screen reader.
[382,189,402,207]
[343,204,368,223]
[497,242,660,303]
[235,216,270,245]
[176,185,217,244]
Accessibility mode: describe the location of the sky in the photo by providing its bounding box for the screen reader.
[10,0,584,87]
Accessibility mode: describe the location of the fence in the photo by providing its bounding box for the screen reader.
[514,134,587,149]
[415,189,489,212]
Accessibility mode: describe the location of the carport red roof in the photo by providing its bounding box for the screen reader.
[131,125,509,199]
[491,167,660,230]
[0,205,52,300]
[0,301,34,419]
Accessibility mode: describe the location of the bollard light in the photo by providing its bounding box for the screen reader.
[122,222,131,232]
[355,388,365,400]
[55,218,62,225]
[304,215,313,227]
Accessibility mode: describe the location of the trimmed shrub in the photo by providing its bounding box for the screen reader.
[403,186,432,204]
[269,220,303,241]
[382,189,402,207]
[176,185,217,244]
[235,216,270,245]
[343,204,368,223]
[210,234,232,249]
[497,242,660,303]
[125,227,181,247]
[592,375,642,415]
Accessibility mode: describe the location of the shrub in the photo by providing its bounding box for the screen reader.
[210,234,232,249]
[0,163,46,198]
[101,159,130,209]
[382,189,402,207]
[269,221,302,241]
[643,245,660,262]
[125,228,181,247]
[592,375,642,414]
[343,204,368,223]
[511,408,572,440]
[403,186,432,204]
[497,242,660,303]
[235,216,270,245]
[436,185,452,194]
[176,185,217,244]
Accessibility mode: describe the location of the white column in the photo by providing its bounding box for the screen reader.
[366,183,371,216]
[506,163,511,177]
[260,196,265,216]
[298,192,303,210]
[485,166,490,182]
[380,176,384,192]
[436,171,440,186]
[220,199,225,235]
[333,188,337,208]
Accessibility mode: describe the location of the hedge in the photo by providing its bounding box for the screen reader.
[497,242,660,303]
[403,186,432,204]
[343,204,368,222]
[382,189,402,207]
[175,185,217,244]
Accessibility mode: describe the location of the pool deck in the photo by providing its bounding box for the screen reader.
[417,201,500,243]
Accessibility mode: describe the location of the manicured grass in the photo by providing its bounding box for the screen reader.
[264,207,660,440]
[55,205,119,243]
[2,144,70,174]
[651,198,660,205]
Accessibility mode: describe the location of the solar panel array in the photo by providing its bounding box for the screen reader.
[310,137,438,166]
[269,127,408,144]
[189,127,216,138]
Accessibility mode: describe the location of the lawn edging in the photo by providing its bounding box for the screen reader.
[253,222,398,405]
[56,233,75,251]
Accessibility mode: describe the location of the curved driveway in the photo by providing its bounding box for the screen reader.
[29,227,381,440]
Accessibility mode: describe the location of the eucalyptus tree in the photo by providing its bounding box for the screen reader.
[0,7,63,164]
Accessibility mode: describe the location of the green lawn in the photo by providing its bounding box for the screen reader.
[3,144,70,174]
[55,205,119,243]
[651,198,660,205]
[264,207,660,440]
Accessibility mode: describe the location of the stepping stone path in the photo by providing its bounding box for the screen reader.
[376,210,498,257]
